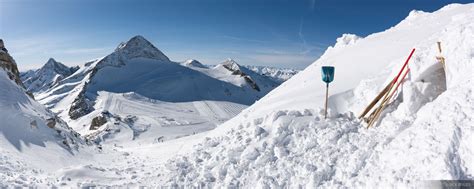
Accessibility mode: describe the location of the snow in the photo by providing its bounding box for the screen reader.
[182,59,207,68]
[30,36,278,148]
[0,68,86,186]
[114,35,170,62]
[331,33,362,50]
[153,3,474,187]
[1,3,473,187]
[70,91,248,144]
[87,58,271,104]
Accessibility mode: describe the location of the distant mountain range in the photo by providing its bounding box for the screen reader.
[20,35,295,143]
[20,58,79,94]
[242,65,300,83]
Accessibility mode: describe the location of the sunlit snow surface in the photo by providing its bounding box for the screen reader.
[1,3,473,187]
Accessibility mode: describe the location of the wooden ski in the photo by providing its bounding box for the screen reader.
[359,48,415,128]
[367,68,411,128]
[358,79,394,119]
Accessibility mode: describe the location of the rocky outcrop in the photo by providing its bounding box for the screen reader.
[0,39,33,98]
[221,59,261,91]
[90,115,107,130]
[46,118,57,128]
[68,87,94,120]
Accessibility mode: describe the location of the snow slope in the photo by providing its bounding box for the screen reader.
[72,91,247,144]
[0,42,84,186]
[151,3,473,187]
[20,58,78,94]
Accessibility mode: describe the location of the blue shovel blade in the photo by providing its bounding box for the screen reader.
[321,66,335,83]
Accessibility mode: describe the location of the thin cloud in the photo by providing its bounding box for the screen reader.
[245,46,323,69]
[219,35,268,44]
[309,0,316,11]
[50,47,112,55]
[299,18,308,48]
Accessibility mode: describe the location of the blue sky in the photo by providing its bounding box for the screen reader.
[1,0,471,70]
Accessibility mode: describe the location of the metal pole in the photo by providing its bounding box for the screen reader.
[325,82,329,119]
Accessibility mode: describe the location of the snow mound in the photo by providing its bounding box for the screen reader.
[156,3,474,187]
[333,33,362,49]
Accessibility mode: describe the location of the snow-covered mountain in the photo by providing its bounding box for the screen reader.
[33,35,278,143]
[243,65,300,83]
[20,58,79,94]
[0,39,83,185]
[181,59,207,68]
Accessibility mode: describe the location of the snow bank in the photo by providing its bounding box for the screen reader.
[332,33,362,49]
[157,3,474,187]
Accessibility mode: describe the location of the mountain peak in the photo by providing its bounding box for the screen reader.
[221,58,241,71]
[43,58,64,69]
[40,58,75,76]
[184,59,206,68]
[118,35,150,48]
[45,58,58,66]
[114,35,170,61]
[224,58,237,63]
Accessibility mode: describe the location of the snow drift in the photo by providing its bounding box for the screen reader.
[157,3,473,188]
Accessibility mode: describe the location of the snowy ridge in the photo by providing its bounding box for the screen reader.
[243,65,300,83]
[182,59,207,68]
